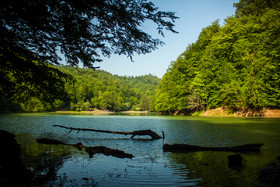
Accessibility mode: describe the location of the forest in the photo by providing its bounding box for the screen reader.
[1,0,279,115]
[153,0,280,115]
[0,0,176,113]
[0,66,160,112]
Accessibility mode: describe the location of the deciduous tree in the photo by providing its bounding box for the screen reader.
[0,0,178,108]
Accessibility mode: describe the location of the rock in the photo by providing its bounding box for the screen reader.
[0,130,29,185]
[85,146,134,159]
[259,156,280,187]
[228,154,242,171]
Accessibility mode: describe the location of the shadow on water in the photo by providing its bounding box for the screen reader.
[167,151,267,186]
[0,130,84,186]
[0,130,163,186]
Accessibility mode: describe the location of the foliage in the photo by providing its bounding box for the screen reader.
[154,0,280,114]
[0,0,177,108]
[8,66,160,112]
[0,58,73,112]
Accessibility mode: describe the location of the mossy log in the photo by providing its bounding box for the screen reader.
[53,124,161,139]
[36,138,134,158]
[163,143,264,153]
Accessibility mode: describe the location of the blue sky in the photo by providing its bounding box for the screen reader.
[95,0,238,78]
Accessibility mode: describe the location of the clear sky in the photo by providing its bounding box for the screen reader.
[95,0,239,78]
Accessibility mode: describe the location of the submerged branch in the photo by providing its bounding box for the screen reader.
[53,124,161,139]
[85,146,134,158]
[36,138,134,158]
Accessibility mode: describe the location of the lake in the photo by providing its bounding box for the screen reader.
[0,113,280,186]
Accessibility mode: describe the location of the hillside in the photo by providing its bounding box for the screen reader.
[4,66,160,112]
[153,0,280,116]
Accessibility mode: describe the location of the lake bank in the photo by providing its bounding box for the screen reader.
[51,108,280,118]
[51,109,114,115]
[51,110,153,115]
[199,107,280,118]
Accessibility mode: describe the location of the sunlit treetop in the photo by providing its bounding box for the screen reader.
[234,0,280,17]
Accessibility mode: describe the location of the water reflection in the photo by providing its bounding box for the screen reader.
[168,151,265,186]
[9,132,186,186]
[15,134,74,186]
[0,114,280,186]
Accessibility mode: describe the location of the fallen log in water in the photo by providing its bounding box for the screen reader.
[86,146,134,158]
[36,138,84,150]
[53,124,161,139]
[36,138,66,145]
[163,143,264,153]
[36,138,134,158]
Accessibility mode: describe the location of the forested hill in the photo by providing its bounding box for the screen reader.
[9,66,160,112]
[153,0,280,115]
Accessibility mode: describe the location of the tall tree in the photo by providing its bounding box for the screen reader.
[154,0,280,115]
[0,0,178,105]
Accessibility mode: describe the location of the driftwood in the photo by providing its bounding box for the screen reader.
[53,124,161,139]
[36,138,66,145]
[36,138,84,150]
[86,146,134,158]
[163,143,264,153]
[36,138,134,158]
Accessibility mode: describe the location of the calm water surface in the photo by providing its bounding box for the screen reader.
[0,113,280,186]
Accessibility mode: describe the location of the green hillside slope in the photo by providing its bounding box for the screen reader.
[153,0,280,115]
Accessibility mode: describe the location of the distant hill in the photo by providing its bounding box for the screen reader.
[12,65,160,112]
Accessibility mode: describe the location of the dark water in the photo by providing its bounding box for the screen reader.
[0,113,280,186]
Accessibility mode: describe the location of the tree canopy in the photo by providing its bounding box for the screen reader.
[7,66,160,112]
[153,0,280,115]
[0,0,177,104]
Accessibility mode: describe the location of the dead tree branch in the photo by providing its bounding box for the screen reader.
[53,125,161,139]
[36,138,134,158]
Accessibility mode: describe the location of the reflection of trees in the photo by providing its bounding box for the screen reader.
[27,153,68,185]
[167,151,263,186]
[15,134,75,186]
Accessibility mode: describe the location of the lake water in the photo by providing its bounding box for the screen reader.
[0,113,280,186]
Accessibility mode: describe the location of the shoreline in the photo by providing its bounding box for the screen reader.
[51,110,152,115]
[51,110,114,115]
[7,108,279,118]
[198,107,280,118]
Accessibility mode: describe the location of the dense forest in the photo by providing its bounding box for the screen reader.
[1,66,160,112]
[153,0,280,115]
[1,0,279,115]
[0,0,176,113]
